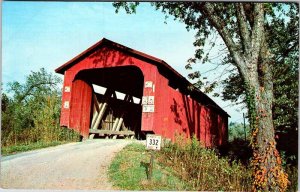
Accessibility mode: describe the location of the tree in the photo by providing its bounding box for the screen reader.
[221,3,298,165]
[228,121,250,141]
[113,2,296,191]
[2,68,62,145]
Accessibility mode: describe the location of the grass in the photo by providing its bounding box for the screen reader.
[108,142,188,190]
[1,126,80,156]
[109,136,253,191]
[1,141,73,156]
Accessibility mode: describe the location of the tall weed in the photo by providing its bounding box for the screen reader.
[1,94,79,147]
[158,135,252,191]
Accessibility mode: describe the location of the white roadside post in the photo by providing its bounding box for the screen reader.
[146,134,162,180]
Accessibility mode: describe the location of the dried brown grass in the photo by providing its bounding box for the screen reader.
[158,134,252,191]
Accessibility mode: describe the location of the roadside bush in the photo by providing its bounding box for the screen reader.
[1,68,80,148]
[158,135,252,191]
[109,136,297,191]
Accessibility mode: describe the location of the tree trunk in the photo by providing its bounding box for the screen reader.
[245,67,289,191]
[202,2,290,190]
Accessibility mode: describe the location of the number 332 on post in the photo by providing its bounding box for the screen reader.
[146,134,162,150]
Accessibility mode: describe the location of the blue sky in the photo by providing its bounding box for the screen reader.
[2,2,246,122]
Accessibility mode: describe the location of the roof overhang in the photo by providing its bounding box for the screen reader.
[55,38,230,117]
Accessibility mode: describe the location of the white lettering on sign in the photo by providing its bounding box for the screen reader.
[145,81,153,88]
[64,86,70,92]
[148,96,155,105]
[152,84,155,92]
[142,105,154,113]
[146,134,162,150]
[63,101,70,109]
[142,96,148,105]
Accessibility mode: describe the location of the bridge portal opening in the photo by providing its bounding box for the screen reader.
[74,66,144,139]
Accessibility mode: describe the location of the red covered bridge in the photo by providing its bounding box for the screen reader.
[55,38,229,147]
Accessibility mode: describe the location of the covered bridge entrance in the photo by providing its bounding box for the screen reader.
[55,38,229,147]
[72,66,143,139]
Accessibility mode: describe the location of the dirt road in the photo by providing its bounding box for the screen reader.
[1,139,132,190]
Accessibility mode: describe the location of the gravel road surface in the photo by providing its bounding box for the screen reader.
[1,139,133,190]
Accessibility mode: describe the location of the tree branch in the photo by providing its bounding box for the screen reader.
[259,33,273,94]
[236,3,251,54]
[17,81,56,102]
[201,3,247,76]
[250,3,264,62]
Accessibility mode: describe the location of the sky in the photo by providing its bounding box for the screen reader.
[2,2,246,123]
